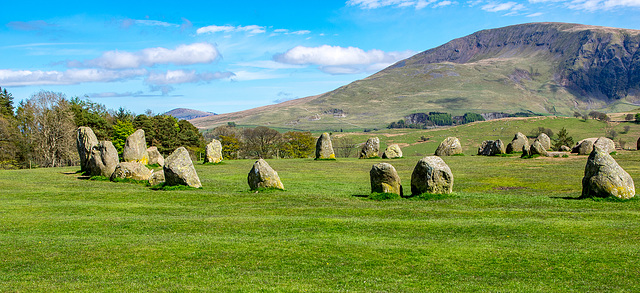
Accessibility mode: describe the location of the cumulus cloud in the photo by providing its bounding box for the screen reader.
[274,45,415,74]
[567,0,640,10]
[273,91,298,103]
[0,68,147,86]
[347,0,455,9]
[196,24,266,35]
[145,70,235,85]
[71,43,219,69]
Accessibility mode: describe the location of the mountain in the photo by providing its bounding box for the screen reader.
[165,108,216,120]
[191,22,640,131]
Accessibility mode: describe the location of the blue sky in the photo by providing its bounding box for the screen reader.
[1,0,639,115]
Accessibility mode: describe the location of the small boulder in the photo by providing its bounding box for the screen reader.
[382,144,403,159]
[435,137,463,156]
[87,141,119,177]
[76,127,98,172]
[506,132,529,154]
[248,159,284,190]
[573,139,595,155]
[478,140,506,156]
[359,137,380,159]
[411,156,453,195]
[370,163,402,196]
[560,145,571,152]
[149,170,165,186]
[315,133,335,160]
[147,146,164,166]
[529,140,548,156]
[204,139,223,164]
[537,133,551,150]
[582,148,635,199]
[164,147,202,188]
[110,162,152,181]
[123,129,149,164]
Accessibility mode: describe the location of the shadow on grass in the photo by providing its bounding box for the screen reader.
[551,195,639,202]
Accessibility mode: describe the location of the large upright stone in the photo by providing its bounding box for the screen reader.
[315,133,335,160]
[537,133,551,150]
[573,138,595,155]
[370,163,402,196]
[76,127,98,172]
[359,137,380,159]
[110,162,152,181]
[411,156,453,195]
[123,129,149,164]
[248,159,284,190]
[164,147,202,188]
[382,144,403,159]
[594,137,615,153]
[147,146,164,166]
[87,141,119,177]
[478,140,506,156]
[582,148,635,199]
[529,140,548,156]
[435,137,462,156]
[204,139,223,163]
[506,132,529,154]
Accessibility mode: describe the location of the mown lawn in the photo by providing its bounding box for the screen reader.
[1,151,640,291]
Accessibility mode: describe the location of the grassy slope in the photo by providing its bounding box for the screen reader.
[3,117,640,291]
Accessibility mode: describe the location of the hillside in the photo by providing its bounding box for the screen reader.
[165,108,216,120]
[191,22,640,131]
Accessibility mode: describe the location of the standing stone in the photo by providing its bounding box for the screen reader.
[164,147,202,188]
[149,170,165,186]
[370,163,402,196]
[147,146,164,166]
[87,141,119,177]
[359,137,380,159]
[529,140,548,156]
[315,133,335,160]
[594,137,615,153]
[110,162,152,181]
[76,127,98,172]
[411,156,454,195]
[537,133,551,150]
[204,139,223,163]
[382,144,403,159]
[478,140,506,156]
[637,137,640,151]
[506,132,529,154]
[123,129,149,164]
[573,139,595,155]
[435,137,463,156]
[582,147,635,199]
[247,159,284,190]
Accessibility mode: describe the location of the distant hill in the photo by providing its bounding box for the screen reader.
[191,22,640,131]
[165,108,216,120]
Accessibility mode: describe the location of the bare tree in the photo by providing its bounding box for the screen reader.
[333,136,358,158]
[242,126,281,158]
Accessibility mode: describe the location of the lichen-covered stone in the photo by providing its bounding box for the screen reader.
[76,127,98,172]
[87,141,119,177]
[248,159,284,190]
[149,170,165,186]
[359,137,380,159]
[537,133,551,150]
[529,140,548,156]
[582,148,635,199]
[411,156,453,195]
[110,162,152,181]
[382,144,403,159]
[123,129,149,164]
[164,147,202,188]
[370,163,402,196]
[204,139,223,163]
[147,146,164,166]
[506,132,529,154]
[594,137,615,153]
[478,139,506,156]
[572,137,615,155]
[315,133,335,160]
[435,137,462,156]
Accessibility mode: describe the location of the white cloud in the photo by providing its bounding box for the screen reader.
[230,71,289,81]
[235,60,306,69]
[347,0,447,9]
[0,69,147,86]
[568,0,640,10]
[73,43,219,69]
[87,91,145,98]
[526,12,544,16]
[197,24,266,35]
[145,70,235,85]
[433,0,456,7]
[481,1,526,11]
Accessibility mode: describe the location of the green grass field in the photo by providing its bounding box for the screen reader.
[2,147,640,291]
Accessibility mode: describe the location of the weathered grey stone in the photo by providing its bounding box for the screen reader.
[573,139,595,155]
[87,141,119,177]
[147,146,164,166]
[411,156,453,195]
[560,145,571,152]
[76,127,98,172]
[435,137,462,156]
[478,140,506,156]
[529,140,548,156]
[164,147,202,188]
[123,129,149,164]
[506,132,529,154]
[594,137,615,153]
[110,162,152,181]
[204,139,223,163]
[382,144,403,159]
[582,147,635,199]
[370,163,402,196]
[359,137,380,159]
[637,137,640,151]
[315,133,335,160]
[537,133,551,150]
[149,170,165,186]
[247,159,284,190]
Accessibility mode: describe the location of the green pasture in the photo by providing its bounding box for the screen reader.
[2,149,640,291]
